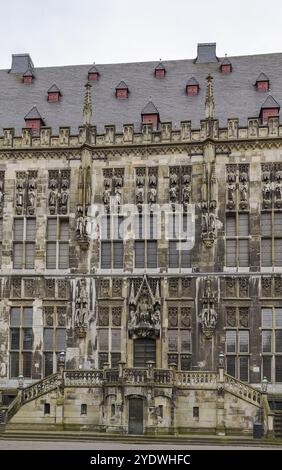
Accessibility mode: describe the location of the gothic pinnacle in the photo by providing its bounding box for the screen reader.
[205,74,215,119]
[83,81,92,126]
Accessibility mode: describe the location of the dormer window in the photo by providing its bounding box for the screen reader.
[255,73,269,92]
[23,67,34,84]
[24,106,44,135]
[220,56,232,74]
[88,65,99,81]
[47,84,61,102]
[115,81,129,99]
[260,95,280,124]
[141,101,159,129]
[154,62,166,79]
[186,77,199,96]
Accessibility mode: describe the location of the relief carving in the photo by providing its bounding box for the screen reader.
[128,275,161,339]
[199,277,218,339]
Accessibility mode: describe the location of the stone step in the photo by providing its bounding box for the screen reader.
[1,431,282,446]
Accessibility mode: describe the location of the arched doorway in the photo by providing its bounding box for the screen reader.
[134,338,156,367]
[128,397,143,434]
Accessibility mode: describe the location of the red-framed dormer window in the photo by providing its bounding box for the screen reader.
[88,65,99,81]
[23,67,34,85]
[47,84,61,102]
[154,62,166,79]
[186,77,199,96]
[116,81,129,99]
[24,106,44,136]
[255,73,269,92]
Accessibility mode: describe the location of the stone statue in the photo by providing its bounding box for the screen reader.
[239,184,247,202]
[103,188,111,205]
[16,183,24,207]
[201,213,209,233]
[263,183,272,201]
[76,214,85,238]
[169,186,178,202]
[138,297,151,324]
[227,184,235,202]
[114,187,122,206]
[60,190,68,207]
[27,188,35,208]
[148,187,157,204]
[275,184,282,201]
[182,185,191,203]
[209,213,216,233]
[49,189,56,207]
[152,302,161,327]
[136,187,144,204]
[128,305,137,328]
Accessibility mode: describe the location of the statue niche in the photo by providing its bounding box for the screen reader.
[128,275,161,339]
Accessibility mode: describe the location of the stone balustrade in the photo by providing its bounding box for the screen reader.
[22,373,61,404]
[64,370,103,386]
[224,373,261,406]
[176,371,218,387]
[123,368,148,384]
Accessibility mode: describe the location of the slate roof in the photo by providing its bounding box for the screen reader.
[1,51,282,134]
[141,101,159,115]
[47,84,61,93]
[261,95,280,109]
[255,72,269,83]
[221,57,231,65]
[88,64,99,74]
[24,106,43,121]
[186,77,199,86]
[116,81,128,90]
[155,62,165,70]
[23,67,34,77]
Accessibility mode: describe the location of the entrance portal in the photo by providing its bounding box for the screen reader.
[128,398,143,434]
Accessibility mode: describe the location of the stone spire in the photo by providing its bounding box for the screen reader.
[205,74,214,119]
[83,81,92,126]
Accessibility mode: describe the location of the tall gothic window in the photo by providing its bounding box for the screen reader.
[225,306,250,381]
[46,217,69,269]
[13,218,36,269]
[97,305,122,368]
[261,212,282,267]
[261,307,282,383]
[100,215,124,269]
[134,214,158,268]
[167,306,192,370]
[168,213,191,269]
[43,306,67,377]
[226,213,249,267]
[10,307,33,378]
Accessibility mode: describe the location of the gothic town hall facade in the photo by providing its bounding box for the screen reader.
[0,43,281,437]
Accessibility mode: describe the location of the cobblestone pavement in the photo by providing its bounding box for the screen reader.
[0,440,281,450]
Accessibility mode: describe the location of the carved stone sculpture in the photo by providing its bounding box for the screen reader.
[128,276,161,339]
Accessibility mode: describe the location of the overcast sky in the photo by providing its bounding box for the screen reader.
[2,0,282,68]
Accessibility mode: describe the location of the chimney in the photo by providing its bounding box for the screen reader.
[195,43,218,64]
[10,54,34,74]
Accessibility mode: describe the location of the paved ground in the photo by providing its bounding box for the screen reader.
[0,440,281,450]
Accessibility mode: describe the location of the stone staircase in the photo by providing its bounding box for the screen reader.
[0,368,265,431]
[273,413,282,438]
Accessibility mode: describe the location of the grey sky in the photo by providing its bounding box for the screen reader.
[2,0,282,68]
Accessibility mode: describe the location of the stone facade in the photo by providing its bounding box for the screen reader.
[0,48,281,436]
